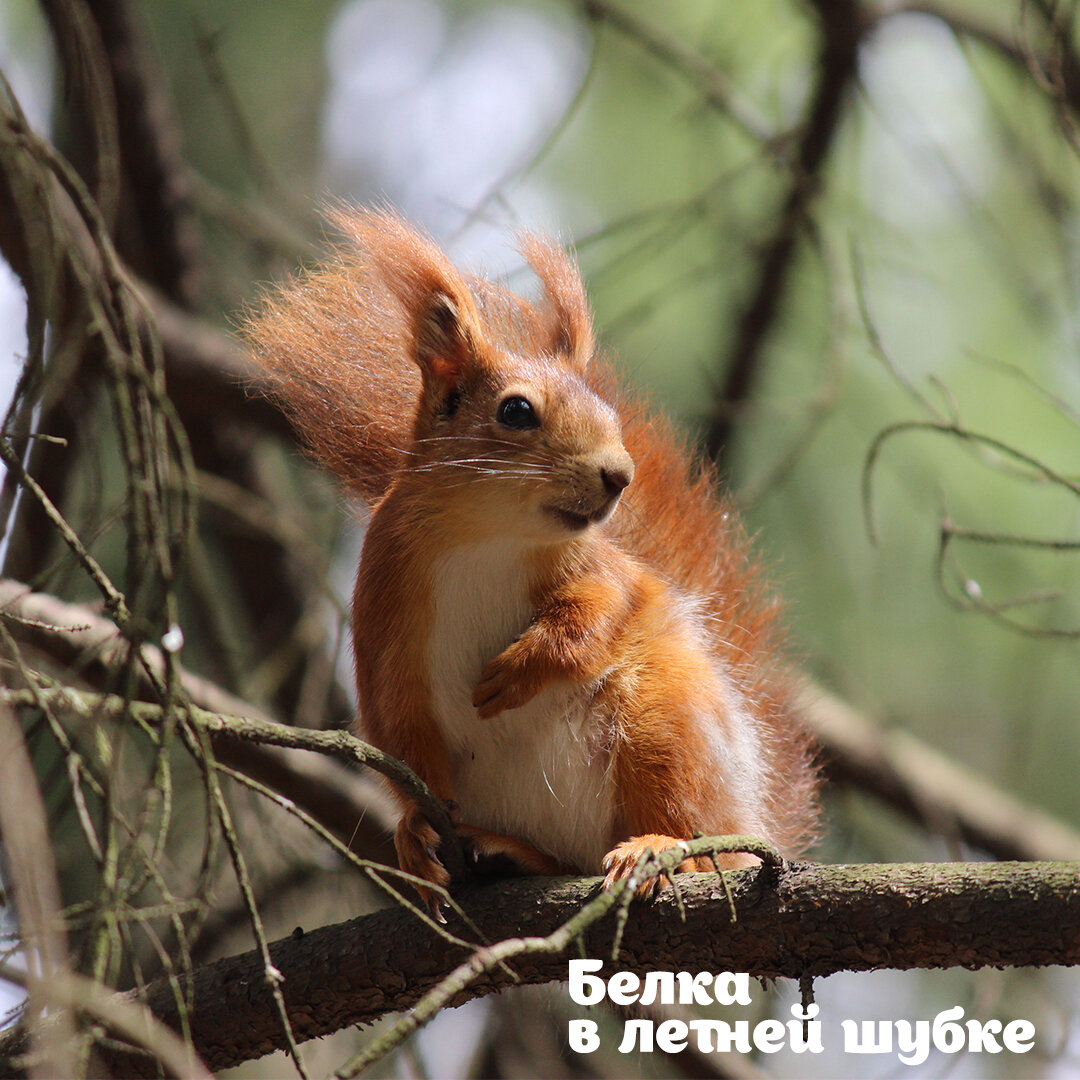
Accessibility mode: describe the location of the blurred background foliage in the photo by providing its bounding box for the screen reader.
[121,0,1080,834]
[2,0,1080,1076]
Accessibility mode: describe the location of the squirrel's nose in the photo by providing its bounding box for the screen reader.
[601,464,633,497]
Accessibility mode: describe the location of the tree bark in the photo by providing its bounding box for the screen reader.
[103,860,1080,1073]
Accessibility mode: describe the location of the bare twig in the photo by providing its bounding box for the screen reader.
[882,0,1080,121]
[83,0,205,305]
[0,678,462,881]
[706,0,867,462]
[9,971,212,1080]
[0,702,77,1080]
[0,580,395,859]
[583,0,775,143]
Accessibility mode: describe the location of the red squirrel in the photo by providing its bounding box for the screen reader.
[243,209,818,906]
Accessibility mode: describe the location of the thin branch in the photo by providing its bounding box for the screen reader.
[582,0,775,143]
[179,719,312,1080]
[0,580,395,861]
[881,1,1031,56]
[83,0,205,305]
[882,0,1080,120]
[862,420,1080,545]
[38,0,122,228]
[0,680,462,881]
[189,12,310,224]
[0,702,77,1080]
[11,971,212,1080]
[706,0,867,463]
[141,282,291,436]
[0,441,131,629]
[935,517,1080,637]
[800,685,1080,862]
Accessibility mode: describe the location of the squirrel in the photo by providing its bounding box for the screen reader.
[242,208,819,909]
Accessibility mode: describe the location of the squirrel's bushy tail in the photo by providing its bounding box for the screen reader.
[243,212,434,502]
[609,394,820,855]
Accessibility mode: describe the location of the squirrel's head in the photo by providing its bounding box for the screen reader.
[409,286,634,545]
[336,211,634,542]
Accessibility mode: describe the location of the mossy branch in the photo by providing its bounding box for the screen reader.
[2,857,1069,1075]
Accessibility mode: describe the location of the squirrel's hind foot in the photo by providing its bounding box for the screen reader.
[602,835,756,896]
[457,824,569,877]
[395,805,452,919]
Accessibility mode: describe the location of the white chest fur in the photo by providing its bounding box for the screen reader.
[427,539,615,872]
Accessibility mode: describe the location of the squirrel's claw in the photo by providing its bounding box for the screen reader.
[395,805,451,918]
[602,835,703,897]
[457,824,568,876]
[602,837,664,896]
[603,835,756,896]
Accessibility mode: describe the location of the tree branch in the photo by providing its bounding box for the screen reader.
[82,0,205,306]
[141,282,291,438]
[0,580,396,863]
[582,0,774,142]
[882,0,1080,119]
[24,859,1079,1074]
[707,0,866,463]
[800,685,1080,862]
[0,682,456,860]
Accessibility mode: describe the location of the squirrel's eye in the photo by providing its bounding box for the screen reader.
[496,395,539,431]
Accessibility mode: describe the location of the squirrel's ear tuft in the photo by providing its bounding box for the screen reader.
[520,234,594,372]
[417,291,472,394]
[327,206,484,394]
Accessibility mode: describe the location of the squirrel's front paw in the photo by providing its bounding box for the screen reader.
[395,805,451,919]
[472,648,540,719]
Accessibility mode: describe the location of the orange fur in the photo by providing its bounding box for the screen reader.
[242,208,819,904]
